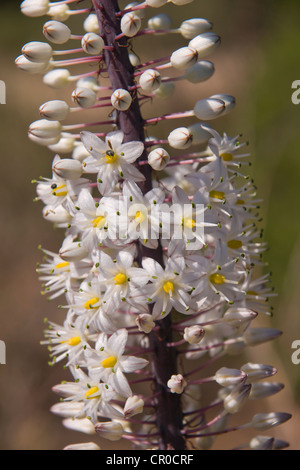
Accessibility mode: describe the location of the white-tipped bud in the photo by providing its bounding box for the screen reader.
[139,69,161,92]
[76,76,99,92]
[136,314,155,334]
[59,242,88,262]
[43,205,72,225]
[48,134,76,154]
[43,20,71,44]
[83,14,100,34]
[188,122,212,145]
[184,60,214,83]
[148,148,170,171]
[81,33,104,55]
[111,89,132,111]
[51,401,84,418]
[29,134,61,147]
[171,0,194,4]
[241,363,277,382]
[29,119,62,140]
[121,13,141,37]
[72,87,97,109]
[53,158,83,181]
[189,33,221,58]
[250,435,289,450]
[22,41,53,63]
[95,421,124,441]
[167,374,187,394]
[215,367,247,387]
[153,81,175,99]
[223,307,257,327]
[39,100,70,121]
[43,69,71,89]
[251,412,291,431]
[223,383,251,414]
[180,18,213,39]
[183,326,205,345]
[129,52,140,67]
[48,5,70,22]
[124,396,144,418]
[15,55,50,74]
[170,46,198,70]
[194,98,225,120]
[243,327,282,346]
[21,0,49,17]
[146,0,168,7]
[64,442,101,451]
[168,127,193,149]
[148,14,172,30]
[63,418,96,435]
[72,143,91,162]
[249,382,284,400]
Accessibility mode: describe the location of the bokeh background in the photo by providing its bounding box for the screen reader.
[0,0,300,450]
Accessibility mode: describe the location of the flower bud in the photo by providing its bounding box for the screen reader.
[189,32,221,58]
[59,242,88,262]
[48,134,76,154]
[167,374,187,394]
[72,87,97,108]
[223,307,257,327]
[241,363,277,382]
[153,81,175,99]
[223,383,251,414]
[171,0,194,4]
[48,4,70,22]
[194,98,225,120]
[63,418,96,435]
[243,327,282,346]
[95,421,124,441]
[249,382,284,400]
[136,314,155,334]
[184,60,214,83]
[21,0,49,17]
[180,18,213,39]
[148,148,170,171]
[29,133,61,147]
[111,89,132,111]
[39,100,70,121]
[22,41,53,63]
[43,69,71,89]
[121,13,141,37]
[188,122,212,144]
[29,119,62,140]
[76,76,99,92]
[81,33,104,55]
[214,367,246,387]
[251,412,291,431]
[129,52,140,67]
[51,401,84,418]
[64,442,101,451]
[53,158,83,181]
[168,127,193,149]
[43,20,71,44]
[43,205,72,225]
[72,143,91,162]
[139,69,161,92]
[170,46,198,70]
[250,435,289,450]
[148,14,172,30]
[124,396,144,418]
[15,55,50,74]
[210,94,236,116]
[183,326,205,345]
[83,14,100,34]
[146,0,168,7]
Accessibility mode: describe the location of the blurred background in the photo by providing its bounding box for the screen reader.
[0,0,300,450]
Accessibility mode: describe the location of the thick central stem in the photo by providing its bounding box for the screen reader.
[92,0,185,450]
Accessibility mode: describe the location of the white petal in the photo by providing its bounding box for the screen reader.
[120,141,144,163]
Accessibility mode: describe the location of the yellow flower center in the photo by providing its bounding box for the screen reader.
[92,216,105,228]
[85,386,100,400]
[227,239,243,249]
[183,217,196,229]
[84,297,100,309]
[55,261,70,270]
[236,199,245,205]
[101,356,117,368]
[209,190,225,200]
[114,273,127,285]
[105,150,117,164]
[209,273,226,285]
[135,211,146,223]
[220,152,233,161]
[67,336,81,346]
[52,184,67,197]
[163,281,174,294]
[247,290,258,296]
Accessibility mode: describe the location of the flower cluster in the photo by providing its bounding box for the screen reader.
[18,0,290,450]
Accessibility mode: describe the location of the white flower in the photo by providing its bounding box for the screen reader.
[167,374,187,394]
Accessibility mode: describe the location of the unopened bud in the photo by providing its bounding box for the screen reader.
[168,127,193,149]
[63,418,96,435]
[251,412,291,430]
[170,46,198,70]
[250,435,289,450]
[184,60,214,83]
[29,119,62,140]
[183,326,205,345]
[39,100,70,121]
[189,32,221,58]
[48,4,70,22]
[22,41,53,63]
[167,374,187,394]
[243,327,282,346]
[146,0,168,7]
[111,89,132,111]
[215,367,246,387]
[223,383,251,414]
[223,307,257,327]
[125,2,146,18]
[241,363,277,382]
[194,98,225,120]
[180,18,213,39]
[48,134,76,154]
[51,401,84,418]
[95,421,124,441]
[43,20,71,44]
[188,122,212,145]
[72,87,97,108]
[64,442,101,451]
[148,14,172,30]
[81,33,104,55]
[21,0,49,17]
[148,148,170,171]
[15,55,50,74]
[76,76,99,92]
[43,205,72,225]
[124,396,144,418]
[210,94,236,116]
[139,69,161,92]
[43,69,71,89]
[249,382,284,400]
[121,13,141,38]
[129,52,140,67]
[59,242,88,262]
[136,314,155,334]
[53,158,83,180]
[83,14,100,34]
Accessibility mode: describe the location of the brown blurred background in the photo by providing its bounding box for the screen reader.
[0,0,300,450]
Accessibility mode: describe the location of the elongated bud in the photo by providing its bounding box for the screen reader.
[148,148,170,170]
[15,55,50,73]
[188,122,212,144]
[76,76,99,92]
[42,205,72,225]
[22,41,52,63]
[111,89,132,111]
[243,327,282,346]
[180,18,213,39]
[251,412,291,430]
[189,33,221,58]
[59,242,88,262]
[129,52,140,67]
[249,382,284,400]
[63,418,96,435]
[83,14,100,34]
[21,0,49,17]
[167,374,187,394]
[39,100,70,121]
[136,314,155,333]
[81,33,104,55]
[170,46,198,70]
[43,69,70,89]
[29,119,61,140]
[95,421,124,441]
[72,143,90,162]
[223,308,257,327]
[194,98,225,120]
[121,13,141,38]
[210,94,236,116]
[148,14,172,30]
[146,0,168,7]
[72,87,97,109]
[48,134,76,154]
[214,367,246,387]
[250,435,289,450]
[223,383,251,414]
[183,325,205,345]
[139,69,161,92]
[168,127,193,149]
[124,396,144,418]
[184,60,214,83]
[52,158,83,181]
[241,363,277,382]
[43,20,71,44]
[48,4,70,22]
[51,401,84,418]
[64,442,101,451]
